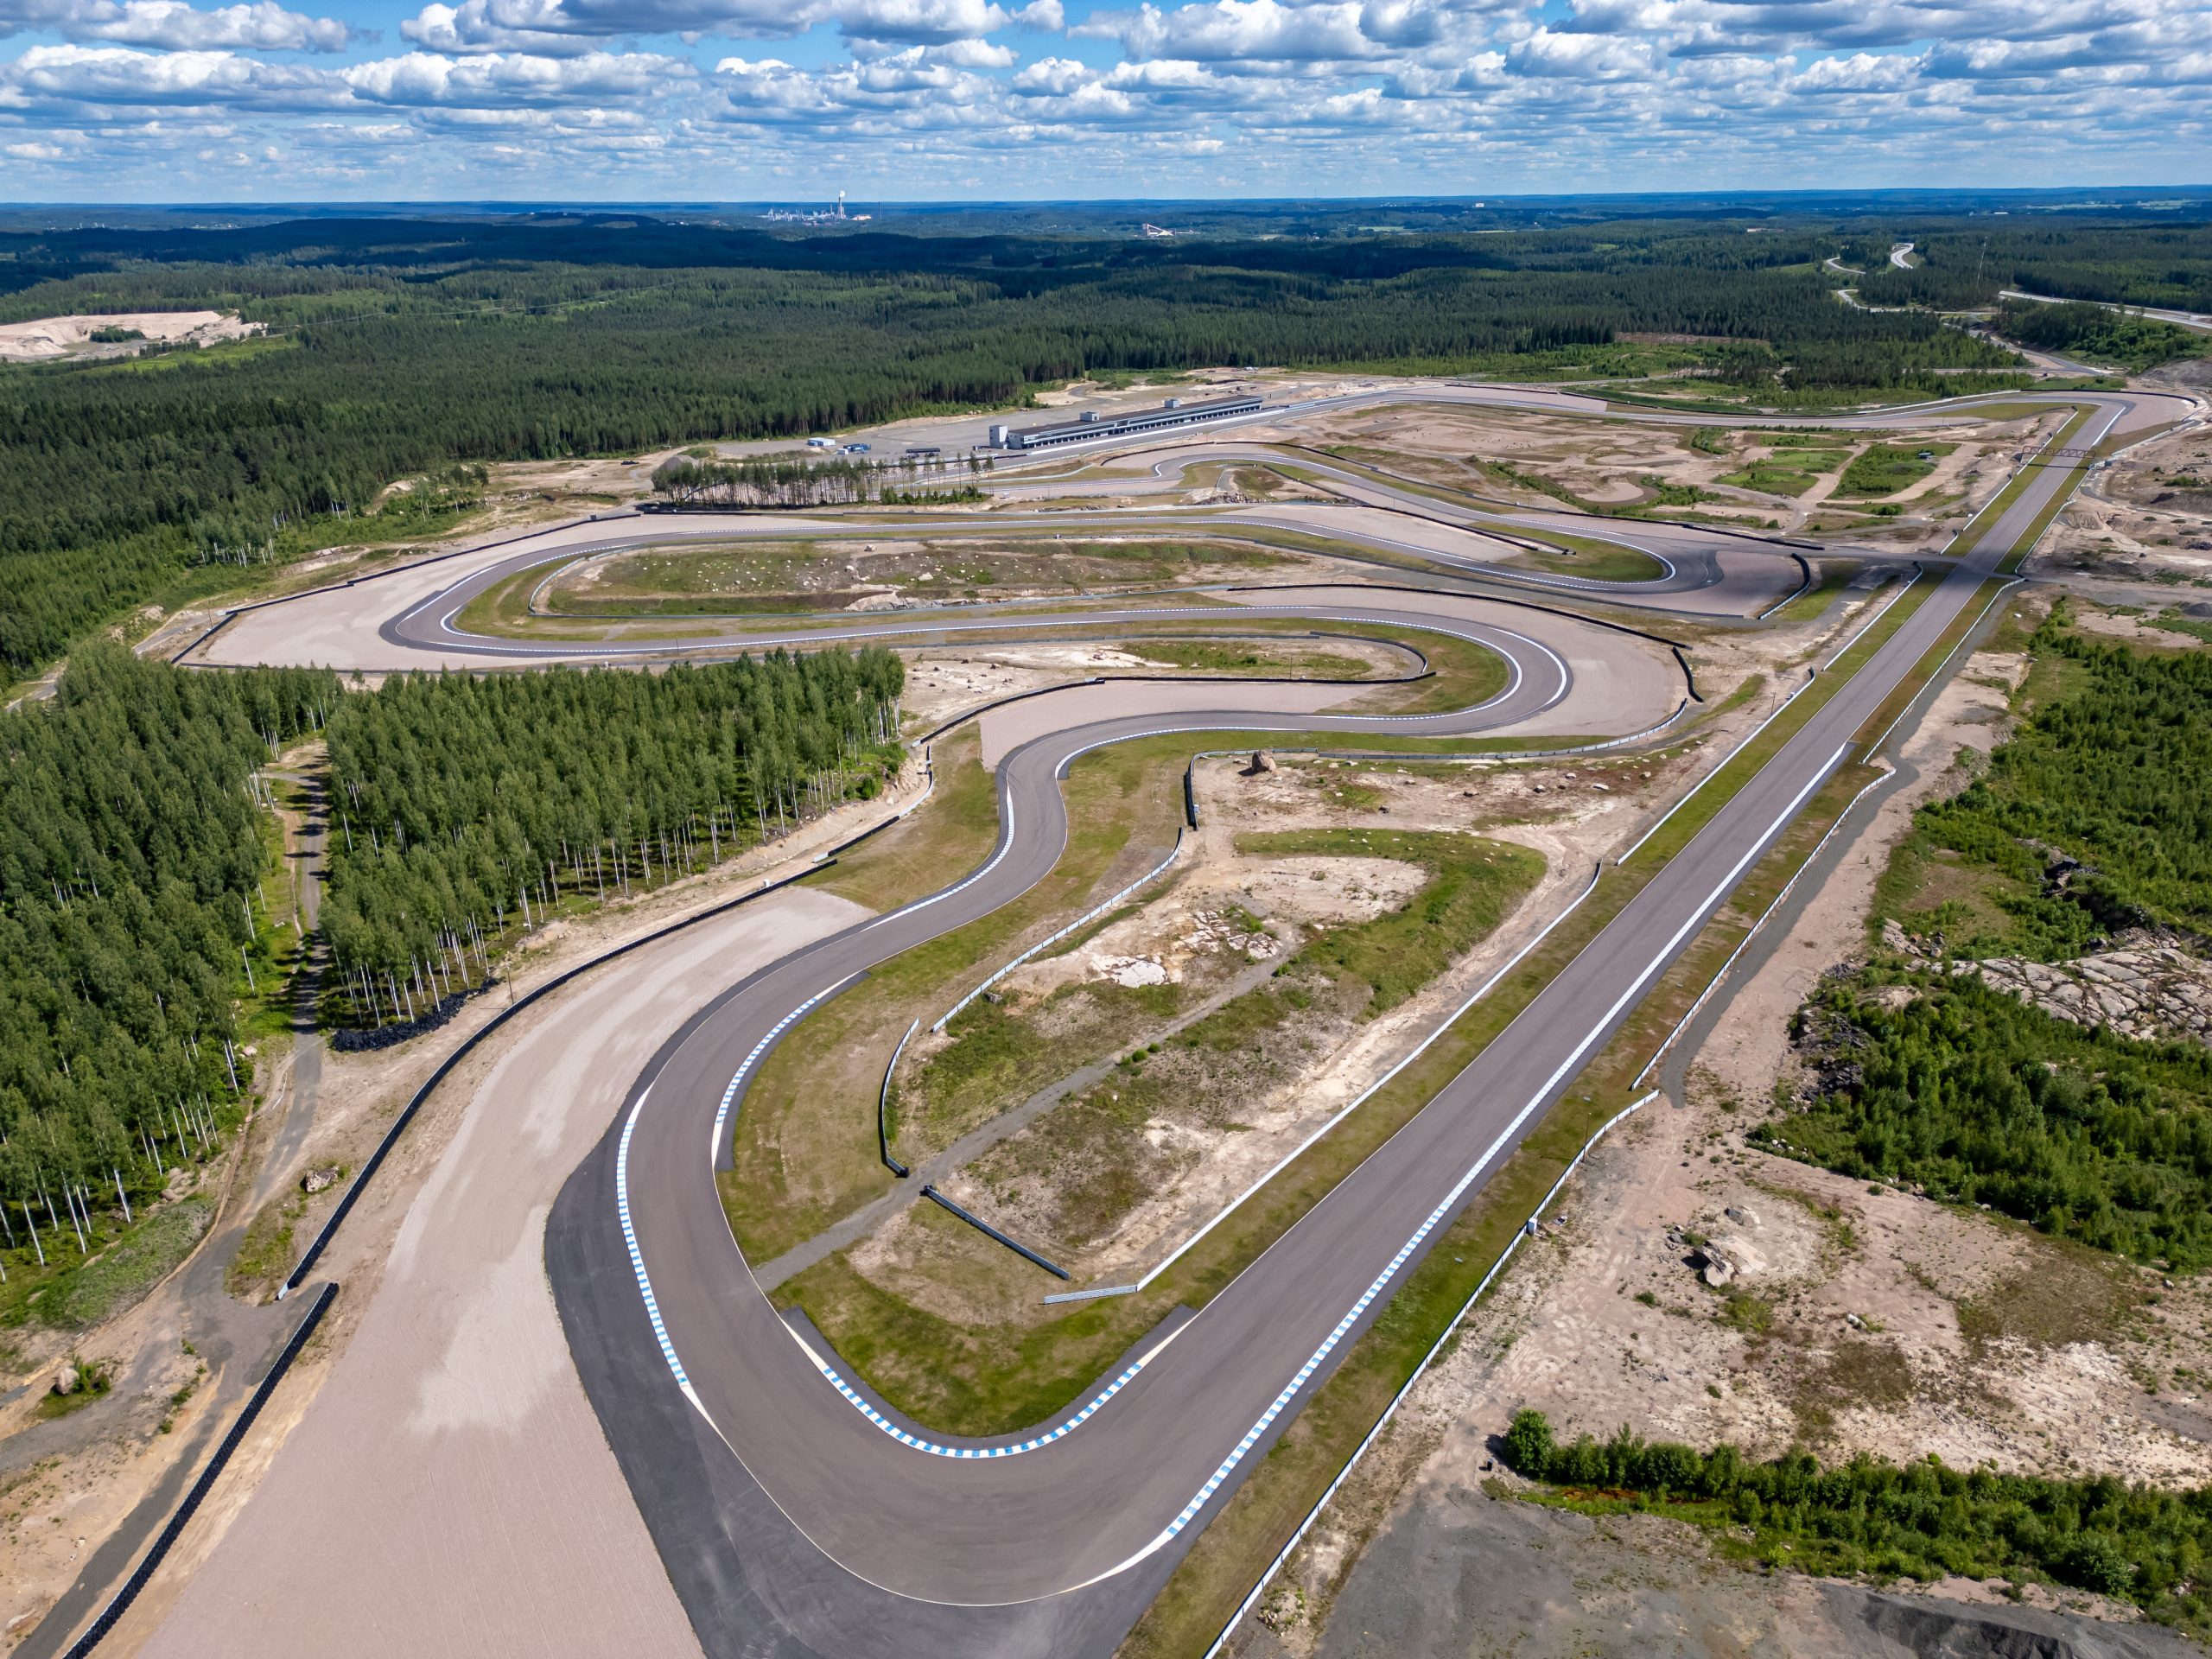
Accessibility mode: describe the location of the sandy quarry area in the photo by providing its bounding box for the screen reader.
[1230,624,2212,1658]
[0,313,264,362]
[2045,413,2212,589]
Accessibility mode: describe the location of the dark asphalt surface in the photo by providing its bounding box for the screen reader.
[537,391,2187,1657]
[374,505,1781,666]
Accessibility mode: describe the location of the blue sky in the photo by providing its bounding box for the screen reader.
[1,0,2206,199]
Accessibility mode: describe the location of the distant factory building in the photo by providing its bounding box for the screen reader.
[988,392,1263,451]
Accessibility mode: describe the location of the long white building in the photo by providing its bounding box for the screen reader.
[988,392,1264,451]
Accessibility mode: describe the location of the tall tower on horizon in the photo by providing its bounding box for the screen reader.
[836,190,846,220]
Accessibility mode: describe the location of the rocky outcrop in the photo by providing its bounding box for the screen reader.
[1950,931,2212,1045]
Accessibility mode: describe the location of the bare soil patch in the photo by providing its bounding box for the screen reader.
[1297,401,2041,547]
[2045,417,2212,588]
[544,534,1306,618]
[0,312,263,362]
[898,635,1406,733]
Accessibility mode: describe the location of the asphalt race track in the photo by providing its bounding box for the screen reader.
[157,384,2196,1658]
[186,383,2164,679]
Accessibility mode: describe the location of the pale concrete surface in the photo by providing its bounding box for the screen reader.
[137,887,866,1659]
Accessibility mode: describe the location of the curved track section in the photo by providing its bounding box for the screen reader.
[596,603,1566,1609]
[160,385,2194,1658]
[193,385,2192,677]
[541,387,2190,1656]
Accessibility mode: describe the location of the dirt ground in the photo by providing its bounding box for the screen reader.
[2045,416,2212,588]
[0,313,263,362]
[864,728,1726,1301]
[837,572,1901,1314]
[1230,626,2212,1658]
[1296,402,2045,545]
[1246,1483,2206,1659]
[899,637,1411,732]
[541,534,1311,618]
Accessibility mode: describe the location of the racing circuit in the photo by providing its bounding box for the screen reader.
[135,382,2194,1659]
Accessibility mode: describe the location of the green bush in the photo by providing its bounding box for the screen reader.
[1762,976,2212,1269]
[1499,1410,2212,1630]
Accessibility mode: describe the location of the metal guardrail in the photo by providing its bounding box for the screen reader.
[931,828,1186,1033]
[879,1020,917,1178]
[920,1186,1069,1280]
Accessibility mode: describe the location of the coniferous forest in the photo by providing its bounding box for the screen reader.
[0,643,334,1232]
[1499,1409,2212,1634]
[1,642,900,1274]
[318,650,905,1026]
[1763,618,2212,1271]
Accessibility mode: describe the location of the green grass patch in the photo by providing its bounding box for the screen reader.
[16,1198,213,1331]
[1122,639,1376,679]
[1835,442,1955,499]
[1234,829,1541,1014]
[1505,529,1669,582]
[1771,563,1856,624]
[1721,452,1849,497]
[2151,613,2212,646]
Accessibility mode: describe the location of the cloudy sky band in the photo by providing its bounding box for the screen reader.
[0,0,2203,193]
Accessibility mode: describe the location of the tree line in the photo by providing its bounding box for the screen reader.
[1907,611,2212,957]
[1851,221,2212,316]
[649,453,990,509]
[1500,1410,2210,1630]
[319,649,904,1026]
[1761,615,2212,1270]
[1764,972,2212,1269]
[1993,300,2206,372]
[0,642,334,1240]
